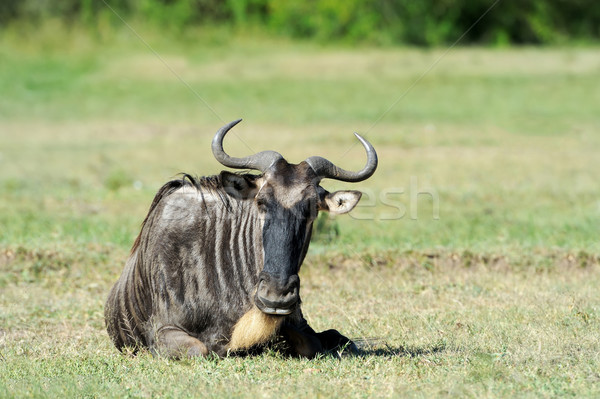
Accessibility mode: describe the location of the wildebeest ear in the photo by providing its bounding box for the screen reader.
[319,190,362,214]
[221,171,258,200]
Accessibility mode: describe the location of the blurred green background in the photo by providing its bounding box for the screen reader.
[1,0,599,255]
[1,0,600,45]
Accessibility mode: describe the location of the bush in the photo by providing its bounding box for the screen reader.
[1,0,599,45]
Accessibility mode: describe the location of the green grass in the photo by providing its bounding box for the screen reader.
[1,26,599,397]
[1,248,599,397]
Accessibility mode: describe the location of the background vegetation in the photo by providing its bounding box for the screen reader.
[1,0,600,45]
[1,2,599,398]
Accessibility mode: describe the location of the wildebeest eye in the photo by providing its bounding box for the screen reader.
[255,198,267,210]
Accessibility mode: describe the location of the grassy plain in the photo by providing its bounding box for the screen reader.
[0,25,599,398]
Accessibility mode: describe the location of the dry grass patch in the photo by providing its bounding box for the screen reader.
[2,247,599,397]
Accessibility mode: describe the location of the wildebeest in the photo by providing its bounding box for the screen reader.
[105,119,377,358]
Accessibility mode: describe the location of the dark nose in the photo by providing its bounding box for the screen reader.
[255,273,300,315]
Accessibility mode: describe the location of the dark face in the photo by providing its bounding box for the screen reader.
[254,161,318,315]
[221,160,363,316]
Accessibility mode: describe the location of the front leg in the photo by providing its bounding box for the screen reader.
[280,313,358,358]
[315,328,357,353]
[280,321,322,358]
[153,325,209,358]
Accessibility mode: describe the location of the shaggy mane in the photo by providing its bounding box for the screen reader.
[130,173,219,254]
[130,172,262,254]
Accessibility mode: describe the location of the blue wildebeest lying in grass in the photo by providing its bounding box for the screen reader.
[105,119,378,358]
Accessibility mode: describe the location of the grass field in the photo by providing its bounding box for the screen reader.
[1,25,599,397]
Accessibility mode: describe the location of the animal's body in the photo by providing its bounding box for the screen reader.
[105,119,377,358]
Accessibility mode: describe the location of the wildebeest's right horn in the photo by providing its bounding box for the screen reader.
[212,119,283,172]
[305,133,378,182]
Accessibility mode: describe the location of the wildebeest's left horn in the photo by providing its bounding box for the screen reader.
[212,119,283,172]
[305,133,378,182]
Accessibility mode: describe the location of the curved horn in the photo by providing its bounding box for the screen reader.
[212,119,283,172]
[305,133,378,182]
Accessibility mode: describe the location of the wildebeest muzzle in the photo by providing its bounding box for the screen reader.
[255,272,300,315]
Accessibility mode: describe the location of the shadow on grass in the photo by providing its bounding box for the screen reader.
[354,339,447,358]
[115,337,446,360]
